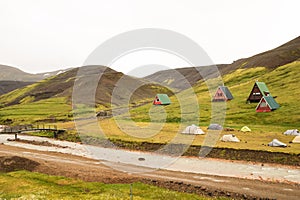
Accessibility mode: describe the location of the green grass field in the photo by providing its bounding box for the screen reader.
[0,171,224,200]
[0,97,72,124]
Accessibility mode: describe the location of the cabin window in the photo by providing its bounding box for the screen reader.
[260,102,267,107]
[156,98,159,101]
[253,92,260,96]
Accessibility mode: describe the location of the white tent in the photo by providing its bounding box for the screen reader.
[182,124,205,135]
[292,136,300,143]
[283,129,300,136]
[220,134,240,142]
[268,139,287,147]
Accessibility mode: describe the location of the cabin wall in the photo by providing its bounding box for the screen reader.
[256,99,271,112]
[153,96,161,105]
[213,88,227,102]
[153,101,162,105]
[248,85,263,102]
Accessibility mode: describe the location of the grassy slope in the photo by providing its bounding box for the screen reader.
[97,61,299,154]
[0,97,72,124]
[0,171,218,200]
[130,61,300,130]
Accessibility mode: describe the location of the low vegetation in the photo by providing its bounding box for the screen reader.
[0,171,222,200]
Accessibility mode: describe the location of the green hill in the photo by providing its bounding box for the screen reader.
[130,61,300,132]
[0,66,172,124]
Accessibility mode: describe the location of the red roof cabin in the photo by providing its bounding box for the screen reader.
[153,94,171,105]
[212,86,233,102]
[256,96,279,112]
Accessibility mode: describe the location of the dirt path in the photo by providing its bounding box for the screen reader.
[1,134,299,184]
[0,144,299,199]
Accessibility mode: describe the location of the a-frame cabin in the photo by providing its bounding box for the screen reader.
[153,94,171,105]
[247,82,270,103]
[212,86,233,102]
[256,96,280,112]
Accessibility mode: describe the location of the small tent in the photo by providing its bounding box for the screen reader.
[212,86,234,102]
[208,124,223,130]
[220,134,240,142]
[241,126,251,132]
[247,81,271,103]
[283,129,300,136]
[268,139,287,147]
[153,94,171,105]
[182,124,205,135]
[292,136,300,143]
[256,96,279,112]
[0,125,8,133]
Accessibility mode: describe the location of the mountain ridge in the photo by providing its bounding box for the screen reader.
[0,64,72,82]
[145,36,300,90]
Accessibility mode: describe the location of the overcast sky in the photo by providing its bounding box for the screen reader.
[0,0,299,74]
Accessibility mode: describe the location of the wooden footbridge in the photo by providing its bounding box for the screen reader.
[0,124,66,139]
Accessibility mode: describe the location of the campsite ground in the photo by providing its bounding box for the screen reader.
[56,119,300,155]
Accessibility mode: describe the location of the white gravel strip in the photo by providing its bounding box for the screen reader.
[0,134,299,183]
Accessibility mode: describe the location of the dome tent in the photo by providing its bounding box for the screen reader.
[268,139,287,147]
[208,124,223,130]
[283,129,300,136]
[292,136,300,143]
[241,126,251,132]
[221,134,240,142]
[182,124,205,135]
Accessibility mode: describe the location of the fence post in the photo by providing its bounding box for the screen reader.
[54,131,57,139]
[130,184,133,200]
